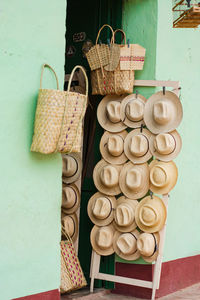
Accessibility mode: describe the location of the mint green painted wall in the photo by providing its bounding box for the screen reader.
[0,1,66,299]
[156,0,200,261]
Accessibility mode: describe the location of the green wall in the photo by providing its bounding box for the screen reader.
[0,1,66,299]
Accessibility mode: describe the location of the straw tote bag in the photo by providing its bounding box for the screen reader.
[31,64,88,154]
[60,228,87,294]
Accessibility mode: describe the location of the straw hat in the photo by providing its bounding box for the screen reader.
[144,91,183,134]
[119,161,149,199]
[113,229,140,261]
[61,213,78,242]
[62,184,80,214]
[137,232,160,263]
[90,224,115,256]
[100,130,128,165]
[93,159,122,196]
[87,192,116,226]
[135,195,167,233]
[97,95,127,132]
[62,153,82,184]
[124,128,152,164]
[113,196,138,232]
[149,160,178,194]
[149,130,182,162]
[120,94,147,128]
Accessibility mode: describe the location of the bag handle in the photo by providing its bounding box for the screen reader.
[40,63,59,90]
[67,65,88,97]
[95,24,114,45]
[61,225,73,244]
[111,29,127,45]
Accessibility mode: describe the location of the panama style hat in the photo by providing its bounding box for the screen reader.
[93,159,122,196]
[113,229,140,261]
[62,153,82,184]
[149,130,182,162]
[90,224,115,256]
[135,195,167,233]
[144,91,183,134]
[124,128,152,164]
[100,130,128,165]
[61,213,78,242]
[113,196,138,232]
[137,232,160,263]
[62,184,80,214]
[120,93,147,128]
[87,192,116,226]
[149,160,178,194]
[97,95,127,132]
[119,161,149,199]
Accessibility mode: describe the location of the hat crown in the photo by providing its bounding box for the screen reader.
[106,101,121,123]
[150,165,168,187]
[126,99,144,122]
[117,233,137,255]
[63,156,77,177]
[137,233,155,256]
[129,134,148,157]
[115,203,134,227]
[92,197,111,220]
[126,168,142,191]
[63,216,75,237]
[154,133,175,155]
[107,135,124,157]
[100,165,119,188]
[153,100,172,125]
[96,227,113,249]
[139,204,159,227]
[63,187,76,209]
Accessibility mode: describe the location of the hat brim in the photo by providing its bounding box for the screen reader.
[113,196,138,232]
[62,153,82,184]
[119,161,149,200]
[113,230,140,261]
[141,233,160,263]
[93,159,122,196]
[149,160,178,194]
[100,130,128,165]
[149,130,182,162]
[124,128,152,164]
[87,192,116,226]
[135,195,167,233]
[144,91,183,134]
[120,94,147,128]
[90,224,115,256]
[62,184,80,214]
[61,213,78,242]
[97,95,127,133]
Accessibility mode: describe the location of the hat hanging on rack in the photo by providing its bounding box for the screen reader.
[87,192,116,226]
[100,130,128,165]
[124,127,152,164]
[90,224,115,256]
[137,232,160,263]
[61,213,78,242]
[144,90,183,134]
[62,153,82,184]
[62,184,80,214]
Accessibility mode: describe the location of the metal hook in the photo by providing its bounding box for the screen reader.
[140,124,143,133]
[107,38,110,48]
[136,90,138,98]
[163,86,166,95]
[127,39,130,48]
[150,191,153,199]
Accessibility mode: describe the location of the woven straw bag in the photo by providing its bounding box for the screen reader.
[60,228,87,294]
[31,64,88,154]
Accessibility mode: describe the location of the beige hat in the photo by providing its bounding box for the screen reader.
[149,160,178,194]
[135,195,167,233]
[93,159,122,196]
[124,128,152,164]
[113,196,138,232]
[113,229,140,261]
[100,130,128,165]
[97,95,127,132]
[61,213,78,242]
[120,94,147,128]
[62,184,80,214]
[137,232,160,263]
[119,161,149,200]
[144,91,183,134]
[62,153,82,184]
[90,224,115,256]
[149,130,182,162]
[87,192,116,226]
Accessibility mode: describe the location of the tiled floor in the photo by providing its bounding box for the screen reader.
[61,282,200,299]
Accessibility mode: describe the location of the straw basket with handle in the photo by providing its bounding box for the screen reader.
[31,64,88,154]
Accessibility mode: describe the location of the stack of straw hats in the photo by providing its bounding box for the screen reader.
[88,90,183,262]
[61,153,82,242]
